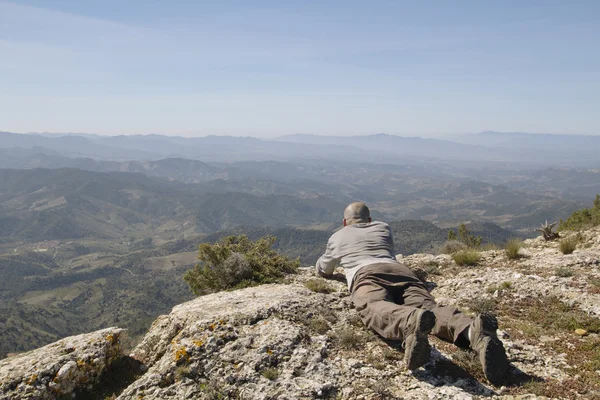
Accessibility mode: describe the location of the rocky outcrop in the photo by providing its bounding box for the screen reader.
[120,283,344,399]
[0,327,125,400]
[1,228,599,399]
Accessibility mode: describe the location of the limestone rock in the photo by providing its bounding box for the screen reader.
[120,284,348,399]
[0,327,125,400]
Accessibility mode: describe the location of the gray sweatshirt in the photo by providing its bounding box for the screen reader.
[315,221,398,291]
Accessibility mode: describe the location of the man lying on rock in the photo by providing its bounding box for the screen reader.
[315,202,509,384]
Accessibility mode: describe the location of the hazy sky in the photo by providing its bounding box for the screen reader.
[1,0,599,137]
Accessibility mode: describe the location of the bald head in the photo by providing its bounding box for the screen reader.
[343,202,371,226]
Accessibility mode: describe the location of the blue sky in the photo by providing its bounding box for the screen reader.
[1,0,599,137]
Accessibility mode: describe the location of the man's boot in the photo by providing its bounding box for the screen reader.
[403,309,436,370]
[469,313,509,384]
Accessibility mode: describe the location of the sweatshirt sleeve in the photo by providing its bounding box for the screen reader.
[315,237,338,276]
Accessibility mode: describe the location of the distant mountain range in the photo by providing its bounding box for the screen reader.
[277,132,600,166]
[451,131,600,151]
[2,130,599,167]
[0,132,156,160]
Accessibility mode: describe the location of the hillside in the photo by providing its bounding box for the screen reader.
[0,166,586,240]
[390,220,516,255]
[0,168,348,241]
[1,227,599,399]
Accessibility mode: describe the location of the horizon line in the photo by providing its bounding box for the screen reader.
[2,130,600,139]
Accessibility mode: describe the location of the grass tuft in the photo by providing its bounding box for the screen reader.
[452,349,484,379]
[452,249,480,266]
[381,347,400,361]
[555,267,574,278]
[304,278,334,293]
[174,365,192,381]
[466,298,497,314]
[366,353,386,370]
[480,243,500,251]
[308,317,331,334]
[559,237,578,255]
[261,367,279,380]
[505,238,523,260]
[487,281,512,295]
[371,379,393,397]
[500,297,600,334]
[346,314,363,327]
[331,327,364,350]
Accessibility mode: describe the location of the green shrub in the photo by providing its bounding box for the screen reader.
[304,278,334,293]
[452,249,480,266]
[559,194,600,231]
[183,235,299,295]
[505,238,523,260]
[559,237,578,255]
[448,230,457,241]
[446,224,482,248]
[458,223,482,248]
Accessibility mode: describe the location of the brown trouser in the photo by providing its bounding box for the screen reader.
[351,262,472,347]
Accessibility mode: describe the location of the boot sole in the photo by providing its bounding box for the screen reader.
[404,332,431,370]
[404,310,436,370]
[481,336,509,384]
[417,310,436,333]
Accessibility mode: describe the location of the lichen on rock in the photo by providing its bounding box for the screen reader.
[0,327,126,400]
